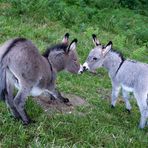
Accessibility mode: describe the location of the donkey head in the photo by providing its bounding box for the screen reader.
[64,38,81,74]
[46,33,81,74]
[82,34,112,72]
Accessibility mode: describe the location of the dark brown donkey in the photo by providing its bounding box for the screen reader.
[0,33,81,125]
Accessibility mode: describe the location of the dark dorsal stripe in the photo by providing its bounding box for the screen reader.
[43,43,68,58]
[114,59,125,77]
[44,56,54,84]
[111,49,125,62]
[45,57,53,72]
[1,38,27,60]
[112,49,125,77]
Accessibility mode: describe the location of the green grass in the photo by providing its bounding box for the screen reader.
[0,0,148,147]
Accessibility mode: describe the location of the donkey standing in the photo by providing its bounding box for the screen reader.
[0,33,81,125]
[81,34,148,129]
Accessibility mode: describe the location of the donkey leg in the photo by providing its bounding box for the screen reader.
[134,92,148,129]
[139,108,148,129]
[6,99,21,120]
[5,73,21,119]
[13,88,31,125]
[49,89,69,103]
[111,85,121,108]
[122,89,132,112]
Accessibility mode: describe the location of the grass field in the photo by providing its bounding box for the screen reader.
[0,0,148,147]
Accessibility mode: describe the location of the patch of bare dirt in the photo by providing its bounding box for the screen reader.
[33,93,89,114]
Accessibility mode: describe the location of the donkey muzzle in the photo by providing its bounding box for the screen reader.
[82,62,90,72]
[83,66,87,71]
[78,64,84,74]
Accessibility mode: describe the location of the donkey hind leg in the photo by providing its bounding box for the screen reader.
[111,85,121,108]
[5,79,21,119]
[13,87,32,125]
[49,89,69,103]
[134,92,148,129]
[122,89,132,112]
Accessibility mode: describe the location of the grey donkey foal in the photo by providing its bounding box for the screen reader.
[81,34,148,129]
[0,33,81,125]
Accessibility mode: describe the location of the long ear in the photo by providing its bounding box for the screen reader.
[62,33,70,44]
[66,39,78,53]
[102,41,112,56]
[92,34,100,46]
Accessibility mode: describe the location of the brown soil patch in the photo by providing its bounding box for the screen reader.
[33,93,89,114]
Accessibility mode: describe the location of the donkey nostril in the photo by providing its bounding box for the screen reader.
[83,66,88,71]
[83,66,86,70]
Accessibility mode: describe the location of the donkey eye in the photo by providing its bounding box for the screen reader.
[93,57,97,60]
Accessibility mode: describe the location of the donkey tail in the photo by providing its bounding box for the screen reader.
[0,63,6,101]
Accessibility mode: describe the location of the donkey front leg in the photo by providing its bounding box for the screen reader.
[13,88,31,125]
[49,89,69,103]
[111,85,121,108]
[122,89,132,112]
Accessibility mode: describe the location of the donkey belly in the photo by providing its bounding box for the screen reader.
[30,87,44,97]
[121,84,133,92]
[14,82,43,97]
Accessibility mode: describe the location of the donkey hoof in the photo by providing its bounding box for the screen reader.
[22,118,35,125]
[22,120,31,126]
[111,105,115,108]
[63,98,69,103]
[50,95,56,100]
[138,124,145,129]
[23,120,36,125]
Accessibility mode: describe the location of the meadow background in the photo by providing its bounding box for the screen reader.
[0,0,148,147]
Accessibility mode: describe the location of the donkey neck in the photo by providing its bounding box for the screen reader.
[103,50,125,78]
[43,56,53,72]
[43,43,68,73]
[47,51,66,73]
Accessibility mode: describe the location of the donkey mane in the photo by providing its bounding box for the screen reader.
[110,49,125,76]
[1,38,27,60]
[111,49,125,61]
[43,43,68,58]
[102,43,125,61]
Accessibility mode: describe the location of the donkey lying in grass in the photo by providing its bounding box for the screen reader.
[0,33,80,125]
[81,34,148,129]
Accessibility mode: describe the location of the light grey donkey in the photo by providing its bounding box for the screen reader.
[81,34,148,129]
[0,33,81,125]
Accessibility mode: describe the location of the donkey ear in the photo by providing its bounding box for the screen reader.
[92,34,100,46]
[62,33,70,44]
[102,41,112,56]
[66,39,78,53]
